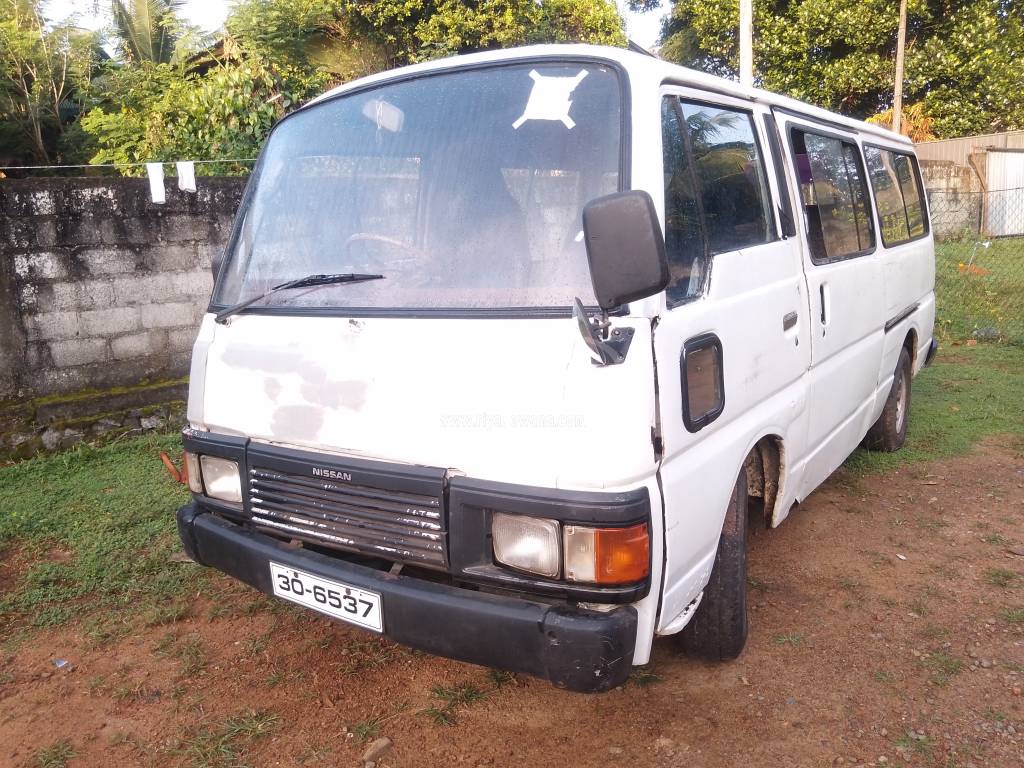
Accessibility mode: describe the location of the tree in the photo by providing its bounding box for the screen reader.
[348,0,626,66]
[109,0,190,64]
[658,0,1024,138]
[866,102,936,142]
[81,0,629,171]
[0,0,101,164]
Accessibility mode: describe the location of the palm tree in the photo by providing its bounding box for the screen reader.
[109,0,185,64]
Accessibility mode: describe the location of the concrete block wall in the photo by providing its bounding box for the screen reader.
[920,160,984,240]
[0,176,246,458]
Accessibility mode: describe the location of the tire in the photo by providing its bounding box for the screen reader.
[677,468,749,661]
[863,347,912,452]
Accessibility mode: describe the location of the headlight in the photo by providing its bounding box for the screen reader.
[199,456,242,503]
[491,512,560,578]
[184,451,203,495]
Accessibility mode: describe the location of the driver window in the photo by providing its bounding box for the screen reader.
[661,96,777,306]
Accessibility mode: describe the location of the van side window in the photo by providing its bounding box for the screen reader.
[863,146,928,246]
[791,129,875,262]
[661,97,777,305]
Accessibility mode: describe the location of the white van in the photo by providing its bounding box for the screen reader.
[177,44,936,692]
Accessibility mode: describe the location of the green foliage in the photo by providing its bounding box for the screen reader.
[659,0,1024,137]
[0,0,103,164]
[415,0,625,59]
[77,0,626,170]
[110,0,195,65]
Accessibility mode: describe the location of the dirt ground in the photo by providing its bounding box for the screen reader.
[2,441,1022,768]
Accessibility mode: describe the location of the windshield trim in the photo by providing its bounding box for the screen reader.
[207,54,632,319]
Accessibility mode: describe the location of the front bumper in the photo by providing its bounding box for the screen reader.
[177,503,638,692]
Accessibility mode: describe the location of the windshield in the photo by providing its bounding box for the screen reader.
[213,62,623,311]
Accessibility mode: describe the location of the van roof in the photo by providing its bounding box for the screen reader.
[307,44,913,148]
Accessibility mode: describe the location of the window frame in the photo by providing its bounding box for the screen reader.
[659,90,782,308]
[786,123,878,265]
[762,113,797,238]
[861,142,931,248]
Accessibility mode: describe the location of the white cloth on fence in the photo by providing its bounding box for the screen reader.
[146,162,165,204]
[176,161,197,193]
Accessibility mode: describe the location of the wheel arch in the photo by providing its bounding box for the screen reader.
[902,327,919,372]
[742,433,786,529]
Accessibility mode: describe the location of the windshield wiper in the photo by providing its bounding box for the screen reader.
[214,272,384,324]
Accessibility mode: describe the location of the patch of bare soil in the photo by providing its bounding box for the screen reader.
[2,443,1022,768]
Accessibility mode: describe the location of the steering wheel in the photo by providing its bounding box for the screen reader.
[343,232,426,260]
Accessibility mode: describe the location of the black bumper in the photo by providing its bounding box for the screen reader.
[924,337,939,367]
[177,504,638,693]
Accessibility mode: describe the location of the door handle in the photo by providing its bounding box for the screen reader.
[782,311,798,331]
[819,283,830,335]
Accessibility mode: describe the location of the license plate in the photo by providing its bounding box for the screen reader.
[269,562,383,632]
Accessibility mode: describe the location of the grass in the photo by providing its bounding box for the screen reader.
[843,344,1024,475]
[934,237,1024,345]
[348,703,409,743]
[150,632,207,677]
[487,669,517,687]
[629,666,663,687]
[984,568,1019,589]
[0,432,194,634]
[895,731,934,760]
[873,669,895,684]
[920,651,964,686]
[1002,608,1024,623]
[981,532,1012,546]
[171,709,278,768]
[34,740,76,768]
[838,576,864,592]
[349,716,384,742]
[241,633,269,656]
[773,632,804,647]
[336,638,402,675]
[178,637,208,676]
[112,679,160,704]
[431,682,487,707]
[418,680,491,727]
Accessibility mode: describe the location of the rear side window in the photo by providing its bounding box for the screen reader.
[661,97,776,305]
[863,146,928,246]
[791,129,875,262]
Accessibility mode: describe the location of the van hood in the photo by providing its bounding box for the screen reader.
[188,313,656,490]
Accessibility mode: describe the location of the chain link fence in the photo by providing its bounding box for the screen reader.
[929,187,1024,345]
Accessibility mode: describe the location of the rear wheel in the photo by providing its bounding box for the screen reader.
[677,468,749,661]
[863,347,912,452]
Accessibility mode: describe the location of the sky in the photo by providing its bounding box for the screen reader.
[45,0,669,50]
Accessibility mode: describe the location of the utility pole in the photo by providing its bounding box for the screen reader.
[892,0,908,134]
[739,0,753,88]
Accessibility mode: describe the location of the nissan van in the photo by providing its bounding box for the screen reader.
[176,44,936,692]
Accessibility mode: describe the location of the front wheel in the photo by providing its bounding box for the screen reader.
[863,347,912,452]
[676,468,749,661]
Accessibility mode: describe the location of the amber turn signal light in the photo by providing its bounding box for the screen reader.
[563,523,650,585]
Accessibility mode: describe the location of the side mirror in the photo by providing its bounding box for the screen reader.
[581,190,669,310]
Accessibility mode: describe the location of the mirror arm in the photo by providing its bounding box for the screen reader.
[573,298,635,366]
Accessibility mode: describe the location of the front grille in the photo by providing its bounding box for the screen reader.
[246,451,447,569]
